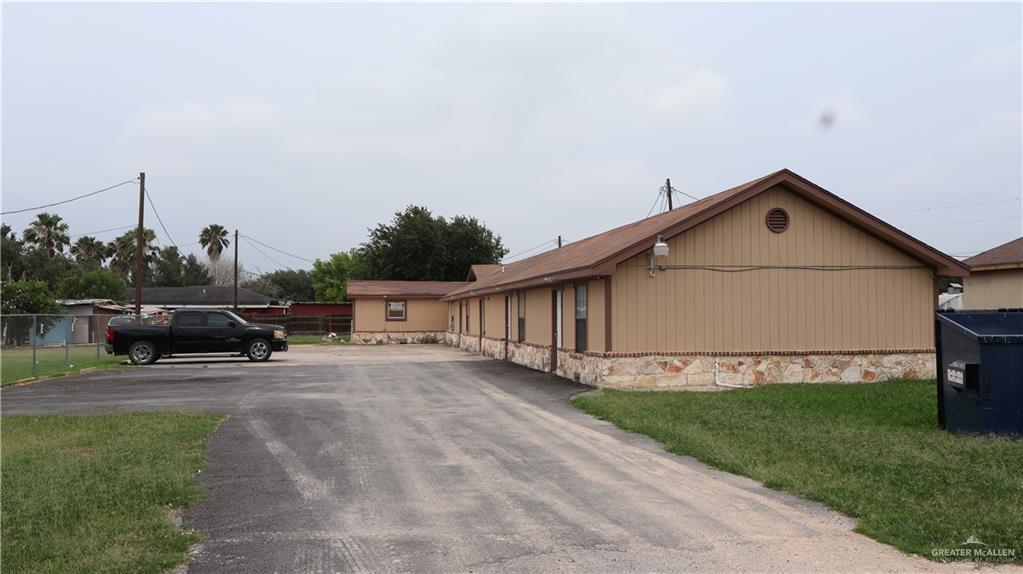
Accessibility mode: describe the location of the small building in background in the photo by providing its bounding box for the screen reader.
[963,237,1023,309]
[347,281,467,344]
[125,286,289,316]
[41,299,128,345]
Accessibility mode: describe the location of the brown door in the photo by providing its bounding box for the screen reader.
[478,299,484,351]
[550,290,558,372]
[504,295,510,360]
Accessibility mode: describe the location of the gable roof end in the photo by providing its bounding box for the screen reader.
[443,169,969,300]
[964,236,1023,270]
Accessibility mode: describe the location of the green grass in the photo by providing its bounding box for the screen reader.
[572,380,1023,563]
[2,412,224,573]
[288,334,350,345]
[1,346,125,386]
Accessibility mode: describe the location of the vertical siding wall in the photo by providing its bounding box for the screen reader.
[524,288,553,345]
[562,285,576,350]
[964,270,1023,309]
[482,295,507,339]
[353,298,450,332]
[612,187,935,353]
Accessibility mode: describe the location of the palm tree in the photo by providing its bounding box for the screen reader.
[22,212,70,257]
[199,224,230,265]
[108,229,157,280]
[70,236,109,268]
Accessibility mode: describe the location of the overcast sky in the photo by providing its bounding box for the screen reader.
[3,2,1020,272]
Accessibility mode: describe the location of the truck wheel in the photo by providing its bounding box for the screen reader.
[129,341,159,365]
[246,338,272,362]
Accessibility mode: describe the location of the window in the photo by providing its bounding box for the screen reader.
[207,313,234,328]
[176,312,202,328]
[575,284,587,352]
[386,300,406,321]
[517,293,526,342]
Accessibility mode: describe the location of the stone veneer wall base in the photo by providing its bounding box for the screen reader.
[443,333,934,389]
[352,331,447,345]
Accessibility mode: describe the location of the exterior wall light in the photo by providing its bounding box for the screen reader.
[649,235,670,277]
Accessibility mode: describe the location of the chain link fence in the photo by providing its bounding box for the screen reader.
[1,313,125,384]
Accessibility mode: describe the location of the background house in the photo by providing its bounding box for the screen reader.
[348,281,466,344]
[125,286,289,316]
[963,237,1023,309]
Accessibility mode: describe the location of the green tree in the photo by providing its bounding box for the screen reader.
[361,205,506,280]
[311,250,366,302]
[18,249,74,291]
[180,254,213,286]
[442,215,508,280]
[108,229,157,280]
[22,213,70,257]
[198,224,230,265]
[265,269,315,301]
[0,280,60,314]
[57,269,126,301]
[152,246,185,287]
[1,224,26,281]
[69,236,109,269]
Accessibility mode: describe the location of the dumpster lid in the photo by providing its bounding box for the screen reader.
[937,310,1023,344]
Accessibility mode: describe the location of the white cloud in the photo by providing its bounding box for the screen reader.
[649,69,731,122]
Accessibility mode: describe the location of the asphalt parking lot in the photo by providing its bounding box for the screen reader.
[2,345,968,573]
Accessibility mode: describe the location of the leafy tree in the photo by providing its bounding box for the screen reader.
[1,224,25,281]
[17,249,74,291]
[181,254,212,286]
[57,269,126,301]
[108,229,157,280]
[22,212,70,257]
[312,250,366,301]
[361,205,506,280]
[199,224,230,265]
[70,236,109,269]
[442,215,508,280]
[265,269,315,301]
[0,280,60,314]
[152,246,185,287]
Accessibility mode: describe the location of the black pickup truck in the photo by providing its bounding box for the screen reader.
[106,309,288,365]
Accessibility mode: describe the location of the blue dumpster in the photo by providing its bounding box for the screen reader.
[935,310,1023,435]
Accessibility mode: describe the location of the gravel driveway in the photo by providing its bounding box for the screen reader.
[1,345,974,573]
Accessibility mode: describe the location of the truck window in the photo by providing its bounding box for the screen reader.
[207,313,233,328]
[176,312,203,328]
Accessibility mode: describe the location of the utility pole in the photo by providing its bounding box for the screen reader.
[233,229,239,311]
[666,178,673,211]
[557,235,562,248]
[134,172,145,320]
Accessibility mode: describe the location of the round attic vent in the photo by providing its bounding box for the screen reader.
[766,208,789,233]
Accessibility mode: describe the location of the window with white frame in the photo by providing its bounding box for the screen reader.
[386,300,407,321]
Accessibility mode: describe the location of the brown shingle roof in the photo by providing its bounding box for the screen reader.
[443,169,968,299]
[964,237,1023,270]
[348,280,467,298]
[466,264,502,281]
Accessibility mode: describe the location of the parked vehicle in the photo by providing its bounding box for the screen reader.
[106,310,288,365]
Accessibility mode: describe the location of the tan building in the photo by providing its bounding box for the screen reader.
[963,237,1023,309]
[439,169,967,388]
[349,280,466,344]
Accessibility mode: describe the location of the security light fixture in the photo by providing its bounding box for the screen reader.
[649,235,670,277]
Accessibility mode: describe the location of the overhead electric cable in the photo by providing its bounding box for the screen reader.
[143,186,177,248]
[2,179,137,215]
[503,239,557,262]
[242,236,293,271]
[240,233,317,264]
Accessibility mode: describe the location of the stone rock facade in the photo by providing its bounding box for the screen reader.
[442,331,934,389]
[554,351,935,389]
[352,331,446,345]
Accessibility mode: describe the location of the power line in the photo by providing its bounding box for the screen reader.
[499,237,556,261]
[646,190,664,218]
[1,178,137,215]
[903,215,1021,229]
[239,233,317,264]
[70,224,136,239]
[242,236,292,271]
[143,185,177,248]
[879,197,1020,216]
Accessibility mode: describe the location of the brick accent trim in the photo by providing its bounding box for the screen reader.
[578,348,935,358]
